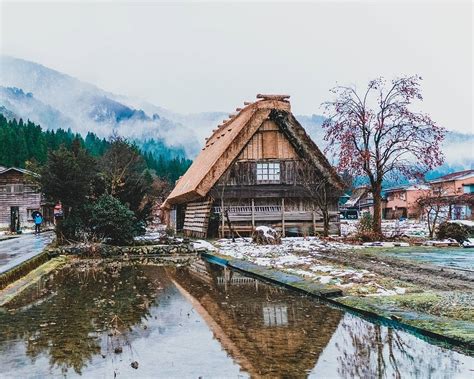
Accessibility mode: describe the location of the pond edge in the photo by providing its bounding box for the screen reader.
[200,251,474,355]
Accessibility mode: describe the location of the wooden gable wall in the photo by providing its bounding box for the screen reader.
[0,170,42,227]
[237,120,298,161]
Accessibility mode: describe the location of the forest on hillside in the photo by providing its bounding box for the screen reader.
[0,114,192,183]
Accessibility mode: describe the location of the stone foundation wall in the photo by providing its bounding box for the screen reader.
[47,242,196,258]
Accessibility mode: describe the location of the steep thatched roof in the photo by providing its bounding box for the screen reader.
[344,186,370,207]
[162,95,343,208]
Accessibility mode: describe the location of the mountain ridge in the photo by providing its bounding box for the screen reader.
[1,55,472,177]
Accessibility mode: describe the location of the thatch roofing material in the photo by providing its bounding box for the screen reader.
[344,186,370,207]
[163,99,290,207]
[162,95,343,208]
[269,109,344,189]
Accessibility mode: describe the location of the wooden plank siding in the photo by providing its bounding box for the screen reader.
[237,120,298,161]
[217,160,302,187]
[0,170,42,228]
[183,199,213,238]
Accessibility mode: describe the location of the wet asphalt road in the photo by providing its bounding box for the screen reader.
[0,232,53,275]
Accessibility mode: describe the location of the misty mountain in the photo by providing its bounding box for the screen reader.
[0,55,200,157]
[295,113,473,179]
[1,55,472,174]
[0,86,75,130]
[122,97,227,143]
[0,105,19,121]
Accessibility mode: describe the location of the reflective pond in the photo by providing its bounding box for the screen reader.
[0,259,473,378]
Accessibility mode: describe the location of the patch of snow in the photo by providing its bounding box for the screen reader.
[423,239,459,247]
[255,225,276,239]
[193,240,217,252]
[462,238,474,248]
[394,287,406,295]
[448,220,474,227]
[362,241,410,248]
[318,276,333,284]
[341,219,429,238]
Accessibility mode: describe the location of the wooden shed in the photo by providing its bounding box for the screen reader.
[162,95,344,237]
[0,167,52,231]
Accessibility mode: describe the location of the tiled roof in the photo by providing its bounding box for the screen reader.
[0,167,37,176]
[384,184,430,193]
[430,169,474,183]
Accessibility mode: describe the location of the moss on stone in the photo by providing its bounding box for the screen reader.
[338,293,474,345]
[0,256,69,307]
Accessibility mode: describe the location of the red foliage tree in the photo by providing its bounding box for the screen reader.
[322,76,445,236]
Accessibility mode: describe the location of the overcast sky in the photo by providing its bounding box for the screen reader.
[1,1,472,133]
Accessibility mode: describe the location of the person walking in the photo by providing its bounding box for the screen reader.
[34,213,43,234]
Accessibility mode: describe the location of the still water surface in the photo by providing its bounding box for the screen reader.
[0,260,472,378]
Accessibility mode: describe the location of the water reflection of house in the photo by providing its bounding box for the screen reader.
[0,167,53,231]
[162,94,344,237]
[169,261,343,378]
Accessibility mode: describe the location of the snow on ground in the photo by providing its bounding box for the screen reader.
[341,219,429,238]
[255,225,276,239]
[216,237,358,259]
[193,240,218,252]
[134,231,164,242]
[448,220,474,227]
[214,237,405,296]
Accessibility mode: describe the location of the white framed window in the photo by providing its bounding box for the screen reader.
[263,305,288,326]
[256,162,280,183]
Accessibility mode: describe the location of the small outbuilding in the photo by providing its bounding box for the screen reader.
[162,95,344,237]
[0,167,52,231]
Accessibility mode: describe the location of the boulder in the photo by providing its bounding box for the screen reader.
[252,226,281,245]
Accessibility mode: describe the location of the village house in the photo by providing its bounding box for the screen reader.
[426,169,474,220]
[339,186,376,219]
[162,95,344,237]
[0,166,52,232]
[384,184,430,220]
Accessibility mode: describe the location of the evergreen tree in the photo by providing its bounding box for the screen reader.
[40,138,97,217]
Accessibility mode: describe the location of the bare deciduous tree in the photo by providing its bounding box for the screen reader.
[297,159,342,237]
[322,76,445,237]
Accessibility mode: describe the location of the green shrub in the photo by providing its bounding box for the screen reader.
[356,212,379,241]
[436,222,471,243]
[89,195,138,245]
[56,209,88,243]
[357,212,373,233]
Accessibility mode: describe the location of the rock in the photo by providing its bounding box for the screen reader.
[131,361,139,369]
[252,226,281,245]
[114,346,123,354]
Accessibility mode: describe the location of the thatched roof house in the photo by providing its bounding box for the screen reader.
[163,94,343,237]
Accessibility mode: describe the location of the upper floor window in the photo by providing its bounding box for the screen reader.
[0,184,24,193]
[256,162,280,183]
[464,184,474,194]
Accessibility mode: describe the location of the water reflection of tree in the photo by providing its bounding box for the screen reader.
[0,263,166,374]
[335,315,465,379]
